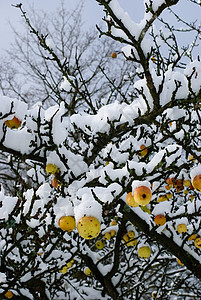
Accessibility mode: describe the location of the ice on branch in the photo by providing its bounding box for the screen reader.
[45,38,55,50]
[0,187,18,221]
[184,60,201,94]
[60,76,74,92]
[0,95,27,121]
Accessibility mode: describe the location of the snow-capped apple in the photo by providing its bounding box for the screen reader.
[177,224,187,233]
[138,246,151,259]
[133,186,152,206]
[110,220,117,226]
[77,216,101,239]
[154,215,166,226]
[84,267,92,276]
[192,174,201,192]
[58,216,76,232]
[5,116,21,129]
[95,240,105,249]
[194,237,201,248]
[111,52,117,58]
[46,163,59,174]
[126,192,139,207]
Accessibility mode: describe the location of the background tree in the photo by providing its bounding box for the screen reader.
[0,0,201,299]
[0,0,136,195]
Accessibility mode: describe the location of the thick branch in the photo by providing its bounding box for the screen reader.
[0,143,45,164]
[120,200,201,281]
[80,253,119,300]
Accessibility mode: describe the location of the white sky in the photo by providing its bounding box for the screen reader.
[0,0,200,55]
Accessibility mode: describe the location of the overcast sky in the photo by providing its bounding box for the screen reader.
[0,0,200,55]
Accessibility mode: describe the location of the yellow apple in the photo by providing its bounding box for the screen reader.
[110,220,117,226]
[188,195,195,202]
[183,180,191,187]
[122,234,129,242]
[58,216,76,232]
[5,116,21,129]
[103,232,111,240]
[151,291,157,299]
[46,163,59,174]
[177,224,187,234]
[66,261,73,268]
[110,229,116,237]
[77,216,101,239]
[95,240,105,249]
[5,291,14,299]
[126,192,139,207]
[177,258,184,266]
[127,239,138,247]
[134,186,152,206]
[157,195,168,202]
[84,267,92,276]
[189,155,195,161]
[59,266,68,274]
[166,193,172,199]
[140,144,148,157]
[138,246,151,259]
[188,233,197,241]
[154,215,166,226]
[192,174,201,192]
[127,231,135,239]
[194,237,201,249]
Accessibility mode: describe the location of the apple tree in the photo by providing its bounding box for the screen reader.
[0,0,201,299]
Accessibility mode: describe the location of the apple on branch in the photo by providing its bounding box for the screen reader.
[126,192,139,207]
[111,52,117,58]
[77,216,101,239]
[51,176,61,188]
[192,174,201,192]
[133,186,152,206]
[177,224,187,234]
[154,214,166,226]
[58,216,76,232]
[46,163,60,175]
[194,237,201,249]
[96,240,105,250]
[138,245,151,259]
[84,267,93,276]
[5,116,22,129]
